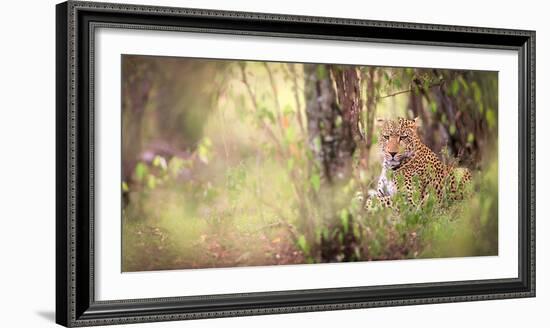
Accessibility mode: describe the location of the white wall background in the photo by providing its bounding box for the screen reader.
[0,0,545,327]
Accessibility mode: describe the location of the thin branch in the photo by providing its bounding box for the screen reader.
[238,64,285,155]
[263,63,286,141]
[254,220,299,241]
[378,82,443,99]
[255,198,300,242]
[365,67,377,149]
[263,63,283,116]
[285,63,306,138]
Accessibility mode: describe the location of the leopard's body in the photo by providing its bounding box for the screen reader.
[367,117,471,209]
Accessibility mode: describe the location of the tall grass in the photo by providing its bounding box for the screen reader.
[122,144,497,271]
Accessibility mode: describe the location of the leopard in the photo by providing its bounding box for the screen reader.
[366,117,471,209]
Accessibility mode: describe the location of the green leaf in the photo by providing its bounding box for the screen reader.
[467,132,475,144]
[147,175,156,189]
[394,78,402,89]
[472,81,482,104]
[258,106,276,124]
[316,65,328,80]
[283,104,294,116]
[451,79,460,96]
[449,124,457,136]
[134,162,148,182]
[429,102,437,113]
[423,79,431,92]
[285,126,296,143]
[335,116,343,128]
[441,113,448,124]
[310,174,321,192]
[459,76,469,92]
[297,235,310,255]
[153,156,160,167]
[198,137,212,164]
[122,181,129,192]
[198,145,209,163]
[340,209,349,234]
[153,155,167,170]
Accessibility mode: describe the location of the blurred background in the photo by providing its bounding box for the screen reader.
[121,55,498,272]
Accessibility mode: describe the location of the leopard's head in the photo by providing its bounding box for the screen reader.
[377,117,420,170]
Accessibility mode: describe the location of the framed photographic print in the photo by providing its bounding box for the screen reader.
[56,0,535,326]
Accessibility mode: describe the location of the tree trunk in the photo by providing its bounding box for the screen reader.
[304,64,363,185]
[304,64,363,262]
[122,58,153,184]
[364,67,377,170]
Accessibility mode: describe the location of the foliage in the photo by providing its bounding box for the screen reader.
[121,57,498,271]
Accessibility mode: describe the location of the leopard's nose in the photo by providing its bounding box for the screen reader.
[389,151,397,158]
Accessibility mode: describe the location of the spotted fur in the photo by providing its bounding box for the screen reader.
[366,117,471,209]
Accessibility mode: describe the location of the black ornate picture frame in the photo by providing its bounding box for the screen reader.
[56,1,535,326]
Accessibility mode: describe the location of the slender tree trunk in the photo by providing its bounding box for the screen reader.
[364,67,377,169]
[304,64,363,262]
[304,64,364,184]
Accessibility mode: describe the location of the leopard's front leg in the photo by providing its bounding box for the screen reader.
[365,168,396,210]
[364,193,393,210]
[404,177,417,207]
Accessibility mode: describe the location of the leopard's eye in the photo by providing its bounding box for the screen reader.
[400,135,408,141]
[383,135,389,140]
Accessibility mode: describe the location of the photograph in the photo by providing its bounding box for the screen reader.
[121,55,499,272]
[52,1,536,326]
